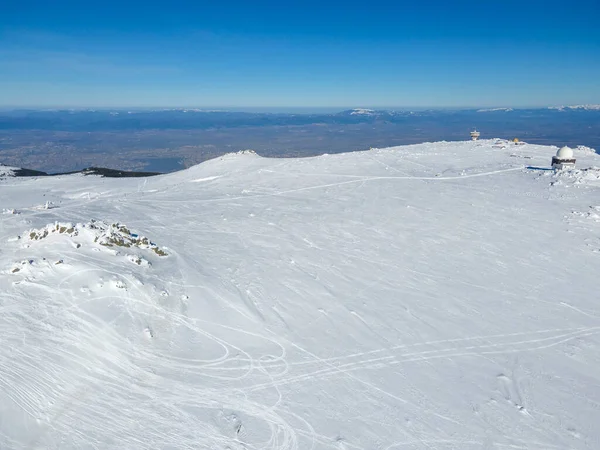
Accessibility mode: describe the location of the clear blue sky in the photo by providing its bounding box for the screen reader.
[1,0,599,108]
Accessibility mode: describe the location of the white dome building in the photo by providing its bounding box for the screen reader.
[556,146,574,159]
[552,146,576,170]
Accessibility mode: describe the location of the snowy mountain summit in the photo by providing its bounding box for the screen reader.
[1,140,600,449]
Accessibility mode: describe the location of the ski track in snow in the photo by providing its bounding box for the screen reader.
[1,140,599,449]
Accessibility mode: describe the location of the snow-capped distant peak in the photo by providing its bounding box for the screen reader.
[350,108,377,115]
[477,107,514,112]
[549,104,600,111]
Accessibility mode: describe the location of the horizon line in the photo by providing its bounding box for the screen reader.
[1,105,594,111]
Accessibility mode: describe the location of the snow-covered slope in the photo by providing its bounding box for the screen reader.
[1,140,599,449]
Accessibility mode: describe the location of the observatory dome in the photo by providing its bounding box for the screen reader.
[556,146,574,159]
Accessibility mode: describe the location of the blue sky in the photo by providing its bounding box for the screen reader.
[1,0,599,108]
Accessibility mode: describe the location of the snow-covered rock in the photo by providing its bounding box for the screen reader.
[0,163,18,177]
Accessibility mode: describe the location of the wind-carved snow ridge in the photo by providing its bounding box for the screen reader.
[1,139,600,449]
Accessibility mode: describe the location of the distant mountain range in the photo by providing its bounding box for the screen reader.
[548,105,600,111]
[1,107,598,174]
[1,106,599,132]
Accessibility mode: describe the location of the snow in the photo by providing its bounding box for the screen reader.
[1,140,600,449]
[548,105,600,111]
[551,166,600,187]
[476,108,514,112]
[556,146,574,159]
[191,175,222,183]
[349,108,376,115]
[0,163,18,177]
[577,145,598,156]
